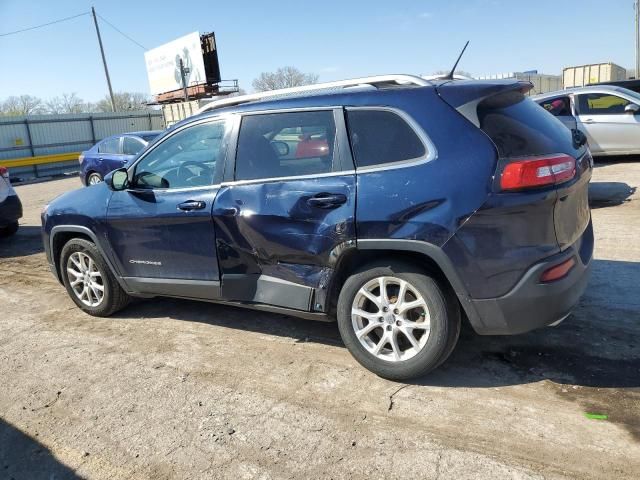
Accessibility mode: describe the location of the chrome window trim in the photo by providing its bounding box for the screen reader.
[125,184,222,194]
[221,106,437,185]
[221,170,355,187]
[345,106,438,173]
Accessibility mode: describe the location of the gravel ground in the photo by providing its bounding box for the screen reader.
[0,162,638,480]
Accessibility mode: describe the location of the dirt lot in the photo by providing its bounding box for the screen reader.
[1,162,639,480]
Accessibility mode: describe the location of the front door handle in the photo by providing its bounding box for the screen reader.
[307,193,347,209]
[177,200,206,211]
[220,207,239,216]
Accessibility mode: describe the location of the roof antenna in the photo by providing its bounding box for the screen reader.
[444,41,470,80]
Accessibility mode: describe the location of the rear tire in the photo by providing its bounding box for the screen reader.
[0,221,19,238]
[337,260,460,380]
[60,238,129,316]
[87,172,103,185]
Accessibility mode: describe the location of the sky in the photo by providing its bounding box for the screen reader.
[0,0,637,102]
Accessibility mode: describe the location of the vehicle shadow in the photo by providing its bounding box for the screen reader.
[0,225,44,258]
[589,181,636,208]
[416,258,640,389]
[113,259,640,391]
[0,418,84,479]
[116,297,344,347]
[593,154,640,165]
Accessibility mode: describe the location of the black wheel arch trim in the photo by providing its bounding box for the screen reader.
[356,239,487,332]
[49,225,130,292]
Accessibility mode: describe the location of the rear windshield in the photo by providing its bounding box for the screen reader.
[478,91,579,158]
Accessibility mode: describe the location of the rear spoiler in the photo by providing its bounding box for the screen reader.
[435,79,533,127]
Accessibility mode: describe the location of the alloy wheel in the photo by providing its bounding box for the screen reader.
[351,276,431,362]
[66,251,105,307]
[88,173,102,185]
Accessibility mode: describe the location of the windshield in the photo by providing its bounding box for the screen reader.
[614,86,640,103]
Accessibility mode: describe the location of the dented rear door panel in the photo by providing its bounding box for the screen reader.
[213,176,356,310]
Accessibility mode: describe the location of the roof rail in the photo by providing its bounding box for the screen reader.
[196,74,431,114]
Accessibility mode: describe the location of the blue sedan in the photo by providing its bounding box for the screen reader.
[79,131,161,186]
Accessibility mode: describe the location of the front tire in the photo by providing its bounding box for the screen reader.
[0,221,19,238]
[60,238,129,316]
[337,260,460,380]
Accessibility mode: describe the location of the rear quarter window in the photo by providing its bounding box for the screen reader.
[478,91,577,158]
[346,109,426,168]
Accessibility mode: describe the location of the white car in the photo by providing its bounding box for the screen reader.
[0,166,22,237]
[533,85,640,157]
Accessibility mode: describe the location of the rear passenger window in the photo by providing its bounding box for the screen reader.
[346,110,426,168]
[235,111,336,181]
[98,137,120,154]
[123,137,144,155]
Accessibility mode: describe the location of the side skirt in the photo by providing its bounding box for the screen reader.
[124,274,330,322]
[123,277,221,300]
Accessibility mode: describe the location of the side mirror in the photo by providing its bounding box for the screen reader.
[271,141,290,157]
[625,103,639,114]
[105,168,129,191]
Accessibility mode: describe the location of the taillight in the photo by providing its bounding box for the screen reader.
[540,257,576,283]
[500,154,576,191]
[0,166,8,179]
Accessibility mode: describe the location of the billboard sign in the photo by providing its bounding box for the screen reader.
[144,32,206,95]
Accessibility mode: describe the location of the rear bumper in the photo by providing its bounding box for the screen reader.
[469,219,593,335]
[0,194,23,226]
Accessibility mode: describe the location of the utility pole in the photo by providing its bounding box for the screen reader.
[91,6,116,112]
[179,58,190,102]
[634,0,640,80]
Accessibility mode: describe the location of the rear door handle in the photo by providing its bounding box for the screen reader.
[307,193,347,209]
[583,118,594,124]
[177,200,206,211]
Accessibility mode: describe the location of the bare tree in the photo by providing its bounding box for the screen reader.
[95,92,152,112]
[252,66,319,92]
[0,95,45,116]
[45,93,92,114]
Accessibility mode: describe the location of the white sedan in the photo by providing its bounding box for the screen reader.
[533,85,640,156]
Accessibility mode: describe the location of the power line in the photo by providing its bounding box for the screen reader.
[0,12,89,37]
[97,13,147,50]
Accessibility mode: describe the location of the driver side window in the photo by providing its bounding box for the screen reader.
[133,121,226,189]
[577,93,630,115]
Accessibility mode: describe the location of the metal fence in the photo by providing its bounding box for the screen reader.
[0,110,164,181]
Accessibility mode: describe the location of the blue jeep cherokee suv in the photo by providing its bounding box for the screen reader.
[42,75,593,380]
